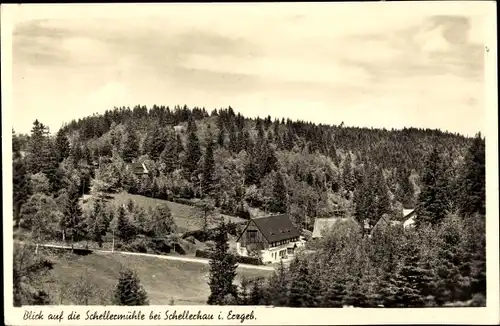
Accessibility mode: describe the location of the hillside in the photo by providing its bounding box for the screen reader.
[41,249,272,305]
[13,106,475,233]
[83,192,246,233]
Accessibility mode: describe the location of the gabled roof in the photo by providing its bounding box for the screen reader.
[239,214,301,243]
[403,209,416,218]
[312,216,359,238]
[130,162,149,174]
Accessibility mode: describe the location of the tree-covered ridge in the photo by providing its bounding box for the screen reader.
[13,105,476,231]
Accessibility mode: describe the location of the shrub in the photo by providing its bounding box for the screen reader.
[113,268,149,306]
[121,238,149,253]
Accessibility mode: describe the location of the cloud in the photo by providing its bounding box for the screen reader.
[9,3,489,136]
[180,53,370,86]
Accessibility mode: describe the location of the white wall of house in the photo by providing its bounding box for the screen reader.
[403,216,416,229]
[236,238,306,264]
[262,241,301,263]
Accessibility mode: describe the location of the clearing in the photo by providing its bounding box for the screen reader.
[84,192,247,233]
[43,249,273,305]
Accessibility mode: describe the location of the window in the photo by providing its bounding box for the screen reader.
[247,230,257,242]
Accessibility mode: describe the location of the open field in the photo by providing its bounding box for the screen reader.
[85,192,247,233]
[42,249,273,305]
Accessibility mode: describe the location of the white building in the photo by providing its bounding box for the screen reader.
[235,214,305,264]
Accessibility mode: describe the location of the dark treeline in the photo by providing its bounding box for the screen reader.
[205,130,486,307]
[14,105,475,231]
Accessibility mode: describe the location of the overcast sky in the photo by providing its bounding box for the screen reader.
[8,3,490,136]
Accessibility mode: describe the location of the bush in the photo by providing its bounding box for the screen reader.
[181,229,217,242]
[121,238,149,253]
[195,249,212,259]
[148,238,172,254]
[237,255,263,265]
[236,208,251,220]
[195,249,263,265]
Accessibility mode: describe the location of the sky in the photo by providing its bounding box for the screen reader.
[7,3,492,136]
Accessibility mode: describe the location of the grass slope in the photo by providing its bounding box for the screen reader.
[46,250,272,305]
[92,192,246,233]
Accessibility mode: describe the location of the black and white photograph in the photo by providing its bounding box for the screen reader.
[2,2,498,324]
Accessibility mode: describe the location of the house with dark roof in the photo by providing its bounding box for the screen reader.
[236,214,304,263]
[128,162,149,175]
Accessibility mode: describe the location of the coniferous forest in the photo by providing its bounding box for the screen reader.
[12,105,486,307]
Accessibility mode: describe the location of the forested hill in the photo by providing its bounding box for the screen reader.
[13,105,479,230]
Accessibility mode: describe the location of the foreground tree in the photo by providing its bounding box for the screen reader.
[113,268,149,305]
[415,147,451,226]
[458,133,485,217]
[13,159,30,227]
[60,184,87,249]
[20,193,62,253]
[55,128,71,163]
[149,204,176,237]
[201,134,216,197]
[207,221,238,305]
[13,243,53,306]
[270,170,288,213]
[184,117,202,176]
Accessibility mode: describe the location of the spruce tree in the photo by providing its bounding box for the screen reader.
[90,200,106,248]
[13,159,30,227]
[244,143,261,185]
[341,153,355,192]
[116,205,135,242]
[270,171,287,213]
[288,261,314,307]
[160,132,179,173]
[12,129,22,160]
[373,168,391,219]
[398,168,415,208]
[260,141,278,177]
[207,221,238,305]
[201,134,216,197]
[26,120,46,174]
[266,260,289,306]
[354,166,374,231]
[228,123,239,153]
[122,130,139,163]
[55,128,71,163]
[145,127,166,160]
[217,128,225,147]
[458,133,485,216]
[392,237,433,307]
[113,268,149,305]
[184,119,202,175]
[63,183,87,249]
[322,276,347,307]
[248,278,266,305]
[416,147,450,226]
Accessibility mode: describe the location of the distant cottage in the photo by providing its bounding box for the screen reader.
[311,216,360,239]
[236,214,304,264]
[128,162,149,175]
[402,208,417,229]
